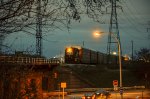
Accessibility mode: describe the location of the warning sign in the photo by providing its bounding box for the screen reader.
[61,82,66,88]
[113,80,118,86]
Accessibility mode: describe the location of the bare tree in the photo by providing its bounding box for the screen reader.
[0,0,109,46]
[0,0,35,34]
[0,0,109,34]
[136,48,150,62]
[0,1,110,98]
[0,0,35,52]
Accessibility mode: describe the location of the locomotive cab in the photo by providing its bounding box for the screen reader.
[65,47,80,64]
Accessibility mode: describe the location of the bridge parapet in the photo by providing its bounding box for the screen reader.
[0,55,60,65]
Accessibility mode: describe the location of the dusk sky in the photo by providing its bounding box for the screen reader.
[4,0,150,58]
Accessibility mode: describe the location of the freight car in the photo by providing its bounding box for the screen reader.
[65,46,118,64]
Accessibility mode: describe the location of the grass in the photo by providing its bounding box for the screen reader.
[69,64,144,88]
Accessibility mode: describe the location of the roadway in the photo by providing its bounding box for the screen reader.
[46,89,150,99]
[110,89,150,99]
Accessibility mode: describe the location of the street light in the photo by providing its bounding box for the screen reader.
[93,30,103,38]
[94,31,123,99]
[111,33,123,99]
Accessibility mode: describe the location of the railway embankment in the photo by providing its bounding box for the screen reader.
[66,63,150,88]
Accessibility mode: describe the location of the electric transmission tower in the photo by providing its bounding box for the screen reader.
[107,0,122,63]
[36,0,42,56]
[0,34,5,53]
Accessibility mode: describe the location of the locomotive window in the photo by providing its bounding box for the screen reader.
[75,50,79,57]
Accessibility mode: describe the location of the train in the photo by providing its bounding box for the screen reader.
[65,46,119,64]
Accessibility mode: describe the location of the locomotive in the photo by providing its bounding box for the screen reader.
[65,46,118,64]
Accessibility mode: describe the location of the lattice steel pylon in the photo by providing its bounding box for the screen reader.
[107,0,122,63]
[0,34,5,53]
[36,0,42,56]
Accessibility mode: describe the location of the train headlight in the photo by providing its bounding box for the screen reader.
[66,48,73,55]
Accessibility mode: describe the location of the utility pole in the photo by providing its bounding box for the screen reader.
[147,21,150,33]
[82,41,84,47]
[131,40,133,61]
[36,0,42,56]
[147,21,150,48]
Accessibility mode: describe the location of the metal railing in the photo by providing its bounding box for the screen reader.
[0,55,60,65]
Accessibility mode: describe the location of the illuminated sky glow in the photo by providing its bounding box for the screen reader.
[3,0,150,58]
